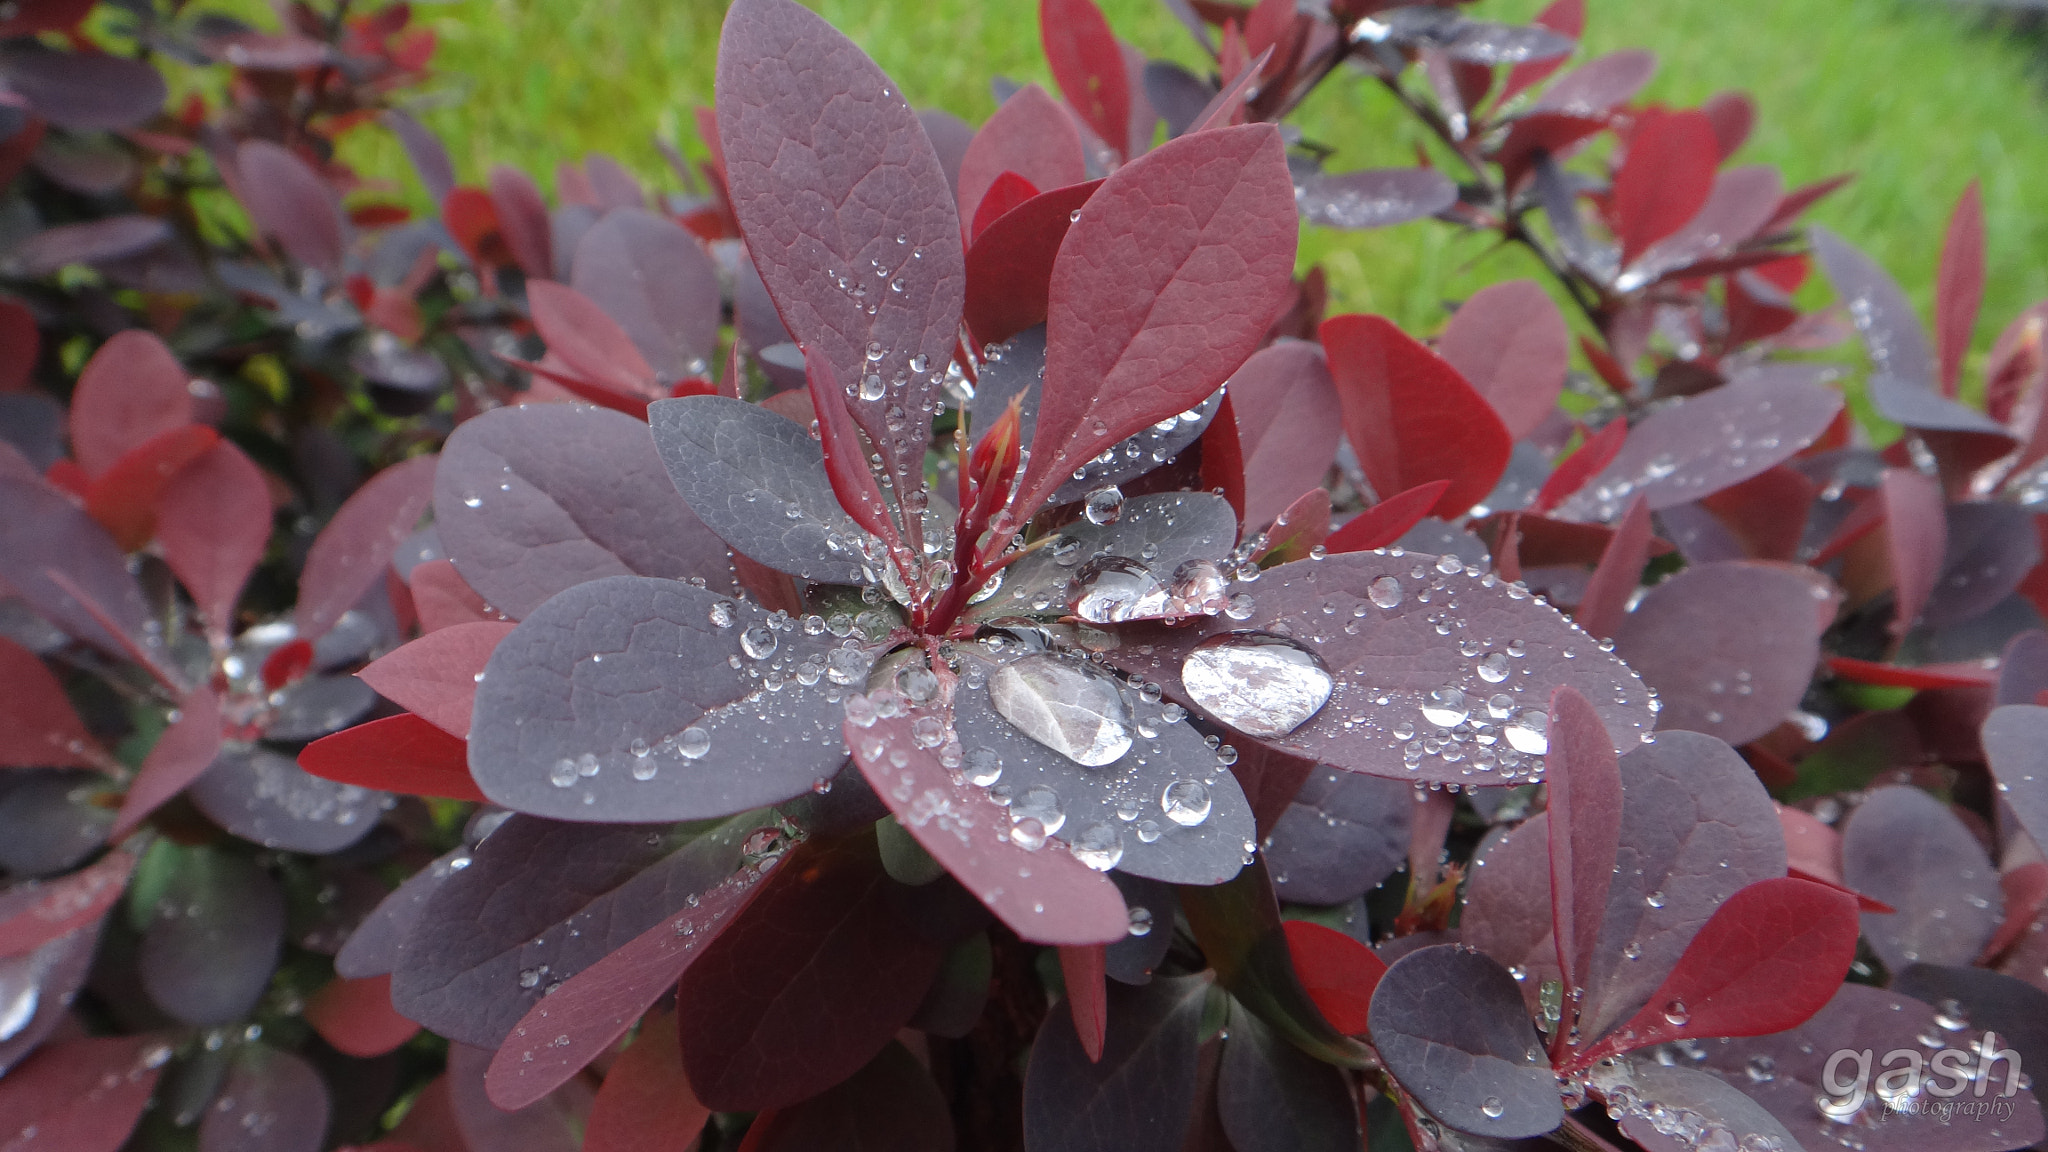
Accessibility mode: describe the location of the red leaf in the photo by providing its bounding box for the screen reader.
[1186,45,1273,135]
[296,454,436,644]
[1492,113,1608,192]
[1254,487,1330,565]
[0,1035,166,1152]
[83,425,219,551]
[1935,180,1985,397]
[1281,919,1385,1035]
[155,440,271,639]
[1229,341,1342,533]
[299,713,485,801]
[1574,877,1859,1068]
[962,178,1101,348]
[1609,108,1718,266]
[1014,124,1296,519]
[1199,391,1247,527]
[1040,0,1131,160]
[1533,419,1627,514]
[1696,465,1816,562]
[357,622,515,738]
[527,281,657,400]
[1823,655,1996,691]
[1060,944,1109,1062]
[847,711,1128,945]
[0,298,36,393]
[1880,467,1945,638]
[1578,334,1635,396]
[1572,494,1651,641]
[971,170,1041,242]
[488,164,554,280]
[957,84,1087,233]
[408,557,502,632]
[804,345,900,547]
[1321,313,1512,518]
[261,638,313,692]
[583,1005,712,1152]
[441,186,507,268]
[1323,480,1450,554]
[0,848,133,957]
[236,139,346,275]
[110,686,222,839]
[1499,0,1583,105]
[0,635,102,770]
[1701,90,1756,160]
[1437,281,1571,440]
[68,330,193,477]
[305,974,421,1057]
[1543,686,1622,1004]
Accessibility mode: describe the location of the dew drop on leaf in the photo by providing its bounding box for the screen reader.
[1083,485,1125,526]
[1069,821,1124,871]
[1180,633,1333,737]
[987,654,1133,767]
[1421,686,1471,728]
[1161,779,1213,827]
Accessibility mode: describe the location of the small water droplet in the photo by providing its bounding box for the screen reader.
[678,727,711,759]
[1161,780,1213,827]
[1084,485,1125,526]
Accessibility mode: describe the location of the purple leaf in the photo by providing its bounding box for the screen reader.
[188,747,384,854]
[1016,124,1297,518]
[0,1035,166,1152]
[486,817,780,1109]
[383,109,455,204]
[1841,785,2001,971]
[648,394,871,583]
[1996,632,2048,706]
[956,83,1087,229]
[1265,767,1412,906]
[0,920,101,1075]
[140,848,285,1026]
[1923,500,2041,630]
[489,165,553,280]
[1608,1062,1804,1152]
[197,1045,330,1152]
[467,576,859,822]
[1369,943,1561,1138]
[1986,703,2048,852]
[1293,167,1458,231]
[391,817,744,1048]
[0,772,111,877]
[1437,280,1571,441]
[1611,560,1827,745]
[1882,467,1947,638]
[1142,60,1215,139]
[1623,166,1782,287]
[740,1041,955,1151]
[0,476,159,667]
[1893,963,2048,1091]
[1578,730,1787,1041]
[716,0,965,501]
[963,491,1235,630]
[0,43,164,130]
[1553,365,1844,519]
[571,208,722,381]
[333,847,471,980]
[446,1044,590,1152]
[1530,49,1657,116]
[1102,551,1655,785]
[1217,1005,1361,1152]
[1546,685,1622,1001]
[917,109,974,197]
[1812,225,1937,389]
[1229,340,1343,533]
[236,140,346,277]
[296,455,435,644]
[10,215,169,275]
[1460,818,1560,1008]
[435,403,732,618]
[109,687,221,839]
[1023,974,1209,1152]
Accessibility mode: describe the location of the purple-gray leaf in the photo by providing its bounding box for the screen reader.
[1266,767,1412,906]
[188,748,384,855]
[1607,1061,1804,1152]
[1985,703,2048,852]
[140,849,285,1026]
[570,208,722,382]
[1841,785,2001,972]
[1921,501,2040,631]
[0,43,165,130]
[1812,226,1936,389]
[10,216,170,276]
[198,1044,329,1152]
[1217,1003,1361,1152]
[1023,973,1208,1152]
[1296,168,1458,231]
[333,847,472,980]
[1368,943,1561,1139]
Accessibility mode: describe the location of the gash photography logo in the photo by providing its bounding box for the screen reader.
[1823,1032,2028,1124]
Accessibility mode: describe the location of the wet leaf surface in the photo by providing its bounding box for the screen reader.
[197,1043,330,1152]
[189,747,385,854]
[1023,974,1209,1152]
[1369,943,1561,1139]
[1264,767,1411,905]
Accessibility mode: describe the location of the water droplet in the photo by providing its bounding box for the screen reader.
[897,664,940,704]
[1476,652,1510,682]
[1934,998,1969,1031]
[1162,780,1212,827]
[1435,553,1464,575]
[1180,633,1333,737]
[1170,559,1230,615]
[1504,708,1549,754]
[1083,485,1125,526]
[1127,906,1154,935]
[1070,822,1123,871]
[1366,575,1404,608]
[1481,1097,1505,1119]
[1013,785,1066,835]
[1662,999,1689,1026]
[1010,817,1049,850]
[740,626,778,660]
[1746,1054,1776,1083]
[964,746,1002,786]
[1134,819,1162,843]
[1071,556,1172,623]
[1223,592,1256,620]
[678,727,711,759]
[1421,687,1470,728]
[1645,890,1666,909]
[549,759,579,788]
[859,373,886,401]
[709,601,736,628]
[988,654,1133,766]
[826,647,870,685]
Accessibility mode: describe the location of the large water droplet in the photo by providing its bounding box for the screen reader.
[1161,780,1212,827]
[1127,905,1154,936]
[1071,556,1171,623]
[741,626,778,660]
[1070,822,1124,871]
[987,654,1133,767]
[963,746,1002,786]
[1170,559,1230,615]
[1662,999,1690,1026]
[1480,1097,1505,1119]
[1368,575,1403,608]
[1012,785,1066,836]
[0,962,38,1042]
[1503,708,1549,754]
[678,727,711,759]
[1180,633,1333,738]
[1421,686,1470,728]
[1010,818,1049,850]
[1083,485,1125,526]
[859,373,887,401]
[1476,651,1510,682]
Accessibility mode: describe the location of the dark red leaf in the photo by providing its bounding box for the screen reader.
[488,164,553,280]
[1533,420,1626,514]
[305,974,420,1058]
[1628,165,1782,285]
[0,847,131,957]
[1842,785,2001,971]
[1936,180,1985,397]
[1499,0,1583,105]
[970,169,1042,242]
[1825,655,1994,690]
[1881,466,1945,636]
[299,714,485,802]
[83,424,218,551]
[408,558,501,632]
[1185,45,1274,136]
[1061,944,1110,1062]
[1545,685,1622,1003]
[1572,494,1650,640]
[156,440,271,639]
[1255,487,1330,565]
[845,710,1128,945]
[583,1005,712,1152]
[0,299,36,393]
[675,833,945,1110]
[0,0,96,38]
[0,1035,166,1152]
[804,345,899,545]
[1322,480,1450,553]
[1024,975,1210,1152]
[739,1042,954,1152]
[357,621,514,738]
[1322,313,1512,518]
[1281,919,1385,1035]
[962,178,1101,348]
[1492,113,1608,192]
[955,83,1087,232]
[1577,878,1858,1067]
[1701,90,1756,159]
[1437,280,1571,440]
[1229,340,1342,532]
[490,835,776,1109]
[716,0,965,500]
[296,454,435,644]
[1040,0,1131,159]
[1609,108,1718,266]
[68,330,193,477]
[0,635,102,770]
[1199,390,1247,526]
[109,686,222,838]
[1015,123,1295,518]
[236,140,346,276]
[526,281,657,400]
[1694,465,1815,562]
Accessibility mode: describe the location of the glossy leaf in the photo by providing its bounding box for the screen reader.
[69,330,193,478]
[1841,785,2001,971]
[1812,225,1936,389]
[1016,124,1296,517]
[1610,1061,1804,1152]
[1040,0,1130,158]
[1322,481,1451,554]
[1322,313,1512,518]
[1023,974,1209,1152]
[1369,944,1561,1139]
[738,1041,954,1152]
[156,440,272,637]
[140,848,285,1026]
[110,687,222,838]
[299,714,486,802]
[297,455,435,644]
[571,207,722,381]
[189,747,385,854]
[0,847,130,957]
[1229,340,1342,532]
[357,621,514,738]
[469,575,855,821]
[804,346,899,547]
[1986,703,2048,852]
[334,847,472,981]
[956,83,1087,229]
[0,1035,166,1152]
[1892,963,2048,1086]
[237,140,346,276]
[963,178,1101,348]
[1533,419,1627,515]
[1546,686,1622,1001]
[1265,767,1411,906]
[0,476,161,669]
[1572,494,1651,641]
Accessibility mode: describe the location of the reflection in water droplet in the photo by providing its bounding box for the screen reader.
[678,727,711,759]
[1504,709,1549,755]
[1180,633,1333,738]
[1421,687,1470,728]
[1012,785,1066,836]
[1071,556,1172,623]
[1070,822,1124,871]
[1135,820,1162,843]
[1369,575,1403,608]
[1083,485,1125,526]
[1162,780,1213,827]
[1476,652,1510,682]
[1746,1054,1777,1083]
[1127,906,1154,936]
[1480,1097,1505,1119]
[0,961,38,1042]
[741,626,778,660]
[1487,693,1516,720]
[964,747,1002,786]
[1663,999,1690,1026]
[1010,817,1048,851]
[709,601,736,629]
[988,654,1133,767]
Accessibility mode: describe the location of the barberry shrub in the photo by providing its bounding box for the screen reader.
[1,0,2047,1149]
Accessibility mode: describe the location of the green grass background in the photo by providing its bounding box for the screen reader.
[335,0,2047,362]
